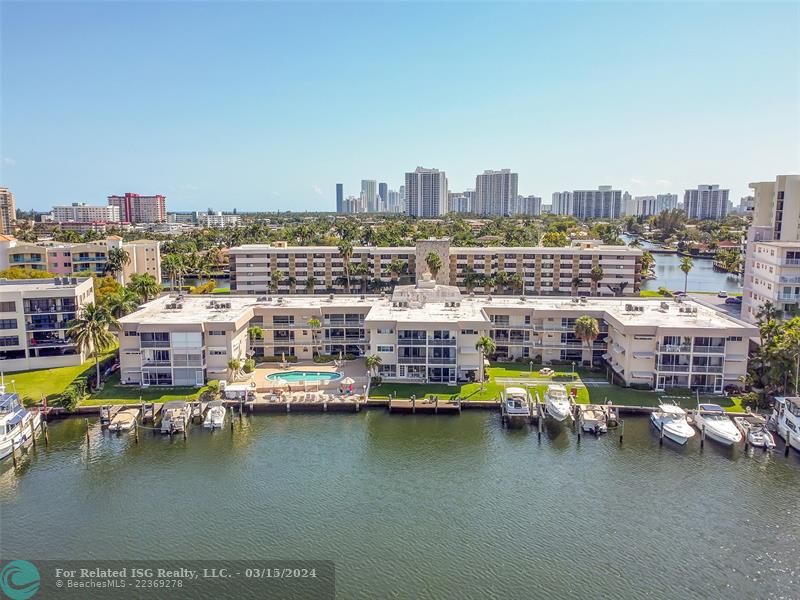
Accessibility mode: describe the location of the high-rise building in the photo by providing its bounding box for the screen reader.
[0,188,16,235]
[551,192,572,215]
[737,195,754,214]
[631,195,677,217]
[107,193,166,223]
[52,203,121,223]
[360,180,377,213]
[475,169,518,216]
[404,167,447,218]
[512,195,542,216]
[385,190,403,213]
[683,185,729,220]
[335,184,344,213]
[448,193,473,214]
[741,175,800,323]
[378,182,388,211]
[572,186,622,220]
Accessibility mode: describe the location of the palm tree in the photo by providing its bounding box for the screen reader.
[248,325,263,341]
[679,256,694,293]
[67,303,118,388]
[474,336,496,389]
[463,269,481,294]
[305,276,317,293]
[387,258,405,281]
[307,317,321,357]
[104,247,131,280]
[590,265,604,295]
[127,273,161,303]
[351,262,369,294]
[162,254,184,291]
[227,358,241,380]
[509,273,524,295]
[574,315,600,365]
[105,288,140,319]
[571,276,583,296]
[337,240,354,293]
[425,251,443,280]
[365,354,383,377]
[270,269,284,294]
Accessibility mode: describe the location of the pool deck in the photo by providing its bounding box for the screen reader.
[246,360,370,395]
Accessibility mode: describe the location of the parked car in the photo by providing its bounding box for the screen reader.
[725,296,742,305]
[718,291,728,298]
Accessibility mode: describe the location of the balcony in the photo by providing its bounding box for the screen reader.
[140,340,171,348]
[777,293,800,302]
[782,259,800,266]
[427,338,456,346]
[28,337,72,348]
[778,276,800,284]
[427,356,457,365]
[142,360,172,367]
[657,364,691,372]
[26,320,70,331]
[24,302,77,314]
[691,365,724,373]
[398,338,427,346]
[397,356,426,364]
[656,343,691,353]
[692,345,726,354]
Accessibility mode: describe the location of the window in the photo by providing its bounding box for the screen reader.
[377,345,394,352]
[0,336,19,347]
[124,330,139,336]
[209,349,226,356]
[0,302,16,312]
[209,330,226,336]
[376,328,394,335]
[461,329,477,335]
[0,319,17,330]
[726,336,743,342]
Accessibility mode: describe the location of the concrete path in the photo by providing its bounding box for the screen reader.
[494,377,612,387]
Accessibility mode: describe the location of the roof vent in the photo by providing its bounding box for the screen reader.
[487,295,493,302]
[257,296,267,301]
[328,294,334,301]
[660,302,669,310]
[520,296,526,302]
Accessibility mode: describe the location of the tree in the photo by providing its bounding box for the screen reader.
[571,276,583,296]
[105,288,140,319]
[590,265,604,295]
[305,276,317,293]
[248,325,263,340]
[270,269,284,294]
[67,303,118,387]
[509,273,524,294]
[388,259,405,281]
[227,358,242,380]
[162,254,184,291]
[474,336,496,389]
[679,256,693,293]
[127,273,161,303]
[425,251,443,279]
[541,231,569,247]
[351,262,369,294]
[104,247,131,280]
[574,315,600,362]
[365,354,383,377]
[337,240,354,293]
[0,267,54,279]
[307,317,322,357]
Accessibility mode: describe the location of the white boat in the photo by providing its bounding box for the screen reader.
[502,387,531,427]
[581,405,608,434]
[160,401,190,434]
[203,401,226,429]
[544,384,572,422]
[650,404,696,445]
[771,397,800,453]
[0,386,41,460]
[108,408,139,433]
[733,415,776,450]
[693,403,742,446]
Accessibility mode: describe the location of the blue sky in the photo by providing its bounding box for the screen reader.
[2,1,799,212]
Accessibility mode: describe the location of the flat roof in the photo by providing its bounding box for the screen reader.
[0,278,91,292]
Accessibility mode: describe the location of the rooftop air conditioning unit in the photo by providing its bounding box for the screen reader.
[328,294,334,301]
[487,295,493,302]
[360,295,366,301]
[661,302,669,310]
[257,296,267,301]
[625,304,633,311]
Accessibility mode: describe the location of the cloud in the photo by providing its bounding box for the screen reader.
[312,185,323,196]
[629,178,645,186]
[1,157,16,166]
[655,179,672,187]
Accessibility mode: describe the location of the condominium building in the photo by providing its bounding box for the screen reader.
[107,193,167,223]
[201,212,241,227]
[361,180,377,213]
[52,203,121,223]
[551,192,572,216]
[571,186,622,220]
[475,169,518,216]
[629,194,678,217]
[0,188,16,235]
[228,238,642,296]
[335,184,344,213]
[448,193,473,214]
[0,277,94,372]
[405,167,447,218]
[117,284,755,393]
[378,182,388,209]
[742,175,800,323]
[683,185,729,220]
[512,195,542,216]
[0,236,161,284]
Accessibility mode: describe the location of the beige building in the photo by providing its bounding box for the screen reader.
[52,203,121,223]
[229,239,642,297]
[117,282,755,394]
[0,188,16,235]
[742,174,800,323]
[0,277,94,372]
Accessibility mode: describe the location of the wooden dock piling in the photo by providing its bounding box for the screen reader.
[43,420,49,446]
[85,418,90,446]
[10,439,17,469]
[30,418,36,449]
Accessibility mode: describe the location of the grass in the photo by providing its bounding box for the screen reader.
[211,288,231,295]
[84,372,208,406]
[9,350,117,402]
[639,290,669,298]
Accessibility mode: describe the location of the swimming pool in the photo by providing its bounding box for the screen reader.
[266,370,343,383]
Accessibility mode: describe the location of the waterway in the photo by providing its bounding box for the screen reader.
[2,413,798,599]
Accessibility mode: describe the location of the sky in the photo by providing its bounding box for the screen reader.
[1,1,799,212]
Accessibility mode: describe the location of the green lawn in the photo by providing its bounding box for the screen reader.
[84,372,208,406]
[9,350,117,403]
[639,290,669,298]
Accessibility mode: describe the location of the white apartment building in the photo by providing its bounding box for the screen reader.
[630,194,679,218]
[572,186,622,220]
[475,169,518,216]
[551,192,572,216]
[448,193,473,214]
[405,167,447,218]
[228,238,642,297]
[512,195,542,216]
[684,185,729,220]
[0,188,16,235]
[117,284,755,393]
[201,212,241,227]
[742,175,800,323]
[52,203,121,223]
[361,180,377,213]
[0,277,94,372]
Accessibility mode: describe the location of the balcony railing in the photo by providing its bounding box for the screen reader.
[691,365,724,373]
[777,293,800,302]
[427,338,456,346]
[398,338,427,346]
[140,340,171,348]
[26,320,70,331]
[692,345,726,354]
[657,343,691,353]
[29,337,72,347]
[142,360,172,367]
[397,356,426,364]
[782,259,800,266]
[656,364,691,372]
[427,357,457,365]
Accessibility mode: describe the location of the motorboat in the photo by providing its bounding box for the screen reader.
[693,403,742,446]
[160,401,190,434]
[650,404,695,445]
[108,408,139,433]
[203,401,226,429]
[0,385,41,460]
[733,415,776,450]
[581,404,608,434]
[771,397,800,452]
[502,387,531,428]
[544,384,572,422]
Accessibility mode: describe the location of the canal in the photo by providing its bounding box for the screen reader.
[1,412,798,599]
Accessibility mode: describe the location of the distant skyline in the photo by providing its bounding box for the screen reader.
[1,1,799,212]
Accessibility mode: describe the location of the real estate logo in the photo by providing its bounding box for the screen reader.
[0,560,40,600]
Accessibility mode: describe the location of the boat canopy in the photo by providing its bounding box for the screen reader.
[505,387,527,397]
[658,404,686,415]
[698,403,724,413]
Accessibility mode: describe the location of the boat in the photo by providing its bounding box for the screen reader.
[0,381,41,460]
[108,408,139,433]
[733,415,776,450]
[190,401,203,424]
[581,404,608,434]
[203,401,226,429]
[650,404,695,445]
[771,397,800,452]
[544,384,573,421]
[160,401,190,434]
[501,387,531,427]
[693,403,742,446]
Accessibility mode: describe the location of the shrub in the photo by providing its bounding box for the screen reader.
[313,353,355,363]
[258,355,299,363]
[657,286,672,296]
[189,280,216,294]
[243,358,256,373]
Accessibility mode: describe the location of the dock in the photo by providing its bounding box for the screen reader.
[388,396,461,414]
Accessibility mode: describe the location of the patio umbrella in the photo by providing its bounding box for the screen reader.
[340,376,355,385]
